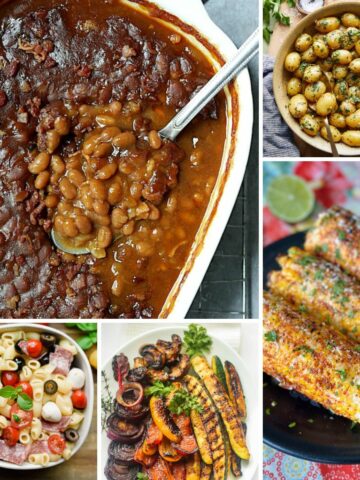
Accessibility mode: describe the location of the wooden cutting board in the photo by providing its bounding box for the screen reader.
[267,0,345,157]
[0,324,97,480]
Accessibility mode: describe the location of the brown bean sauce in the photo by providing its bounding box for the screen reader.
[0,0,226,318]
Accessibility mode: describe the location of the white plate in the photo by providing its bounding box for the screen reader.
[0,323,94,471]
[101,327,259,480]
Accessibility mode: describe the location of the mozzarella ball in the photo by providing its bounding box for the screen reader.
[41,402,62,423]
[68,368,86,390]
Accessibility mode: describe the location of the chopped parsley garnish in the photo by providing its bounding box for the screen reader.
[264,330,278,342]
[337,229,346,241]
[145,381,174,398]
[336,369,347,381]
[168,389,203,416]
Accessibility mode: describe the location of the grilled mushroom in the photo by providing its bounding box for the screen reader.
[147,368,169,383]
[156,334,182,364]
[126,367,147,383]
[139,344,166,370]
[168,354,190,381]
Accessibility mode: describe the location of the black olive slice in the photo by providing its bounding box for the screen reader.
[44,380,58,395]
[64,428,79,442]
[40,334,56,348]
[13,356,25,371]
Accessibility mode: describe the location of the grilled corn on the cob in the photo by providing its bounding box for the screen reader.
[263,292,360,423]
[268,247,360,343]
[305,206,360,281]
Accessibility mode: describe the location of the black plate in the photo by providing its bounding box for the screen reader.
[263,232,360,464]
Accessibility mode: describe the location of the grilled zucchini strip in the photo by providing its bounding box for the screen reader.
[225,360,247,420]
[190,410,212,465]
[269,247,360,342]
[263,292,360,423]
[184,375,227,480]
[212,355,243,477]
[191,356,250,460]
[305,205,360,281]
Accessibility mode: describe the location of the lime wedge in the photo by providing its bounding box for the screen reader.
[267,175,315,223]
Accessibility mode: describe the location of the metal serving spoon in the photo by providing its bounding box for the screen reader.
[52,28,259,255]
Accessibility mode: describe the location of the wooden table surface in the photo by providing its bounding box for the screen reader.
[0,324,97,480]
[268,0,345,157]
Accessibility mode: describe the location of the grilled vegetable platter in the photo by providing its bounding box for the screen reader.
[263,205,360,464]
[101,325,257,480]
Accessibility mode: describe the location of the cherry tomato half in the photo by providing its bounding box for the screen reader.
[48,434,66,455]
[27,339,43,358]
[10,404,33,429]
[1,371,19,387]
[3,426,20,447]
[15,381,33,398]
[71,389,87,409]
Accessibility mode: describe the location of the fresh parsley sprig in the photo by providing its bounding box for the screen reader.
[145,381,174,398]
[168,388,203,416]
[0,386,33,410]
[184,324,212,357]
[136,474,149,480]
[263,0,295,43]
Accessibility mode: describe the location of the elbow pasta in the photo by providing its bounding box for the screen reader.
[284,12,360,147]
[0,330,87,466]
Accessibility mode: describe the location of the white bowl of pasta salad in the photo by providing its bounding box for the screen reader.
[0,324,94,470]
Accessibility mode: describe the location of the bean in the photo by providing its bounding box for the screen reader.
[100,127,121,142]
[35,170,50,189]
[97,226,112,248]
[50,172,61,185]
[190,150,203,166]
[95,162,117,180]
[111,208,128,228]
[93,142,113,158]
[83,133,101,155]
[111,278,123,297]
[119,160,134,174]
[108,182,122,205]
[149,205,160,220]
[122,220,135,235]
[130,182,142,200]
[63,217,79,237]
[51,155,65,174]
[59,177,77,200]
[54,116,70,135]
[109,101,122,115]
[112,131,136,148]
[66,154,82,170]
[87,211,111,226]
[148,130,162,149]
[136,241,154,256]
[45,194,59,208]
[89,179,107,200]
[75,215,92,234]
[93,199,110,215]
[46,130,61,154]
[28,152,50,174]
[57,201,73,215]
[166,194,177,213]
[95,114,117,126]
[82,194,94,211]
[54,215,66,234]
[68,169,85,186]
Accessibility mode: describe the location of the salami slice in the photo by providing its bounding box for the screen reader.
[41,416,71,433]
[49,346,74,375]
[30,440,51,455]
[0,440,30,465]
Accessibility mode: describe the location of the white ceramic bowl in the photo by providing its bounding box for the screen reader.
[101,326,260,480]
[124,0,254,318]
[0,323,94,470]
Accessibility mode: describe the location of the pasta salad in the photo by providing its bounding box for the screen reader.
[0,330,87,467]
